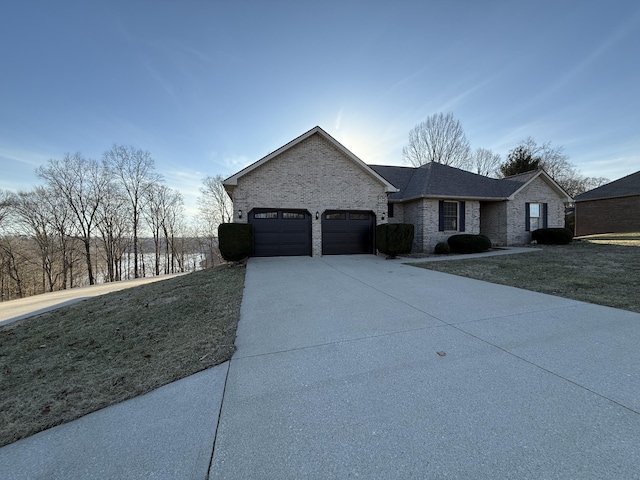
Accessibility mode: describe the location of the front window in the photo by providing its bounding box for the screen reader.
[254,211,278,219]
[529,203,541,230]
[282,212,305,219]
[443,201,458,231]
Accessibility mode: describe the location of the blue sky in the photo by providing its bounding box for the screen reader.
[1,0,639,217]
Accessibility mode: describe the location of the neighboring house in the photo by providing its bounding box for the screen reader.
[223,126,572,257]
[574,170,640,237]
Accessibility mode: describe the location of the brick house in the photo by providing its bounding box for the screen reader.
[223,126,572,257]
[574,170,640,237]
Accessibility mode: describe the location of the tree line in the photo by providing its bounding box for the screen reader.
[0,145,218,301]
[402,112,609,197]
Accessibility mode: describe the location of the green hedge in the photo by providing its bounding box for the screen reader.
[447,234,492,254]
[376,223,414,258]
[532,227,573,245]
[434,241,451,254]
[218,223,254,261]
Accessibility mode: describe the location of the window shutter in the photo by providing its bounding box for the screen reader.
[543,203,548,228]
[438,200,445,231]
[459,201,466,232]
[525,203,531,231]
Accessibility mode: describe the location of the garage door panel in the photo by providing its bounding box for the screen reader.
[249,209,311,257]
[322,210,374,255]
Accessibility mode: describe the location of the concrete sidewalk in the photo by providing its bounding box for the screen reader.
[1,254,638,479]
[0,273,188,326]
[211,255,640,479]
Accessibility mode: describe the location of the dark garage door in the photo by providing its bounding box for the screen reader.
[248,209,312,257]
[322,210,375,255]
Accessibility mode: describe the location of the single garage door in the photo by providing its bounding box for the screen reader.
[322,210,375,255]
[249,209,312,257]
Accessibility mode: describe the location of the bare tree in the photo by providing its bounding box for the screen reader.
[196,175,231,269]
[0,236,27,299]
[142,183,185,275]
[12,189,63,292]
[143,182,166,276]
[198,174,233,229]
[95,177,130,282]
[161,189,184,273]
[36,153,106,285]
[501,137,609,197]
[470,148,501,177]
[0,190,12,229]
[103,145,161,278]
[402,113,471,168]
[41,185,76,289]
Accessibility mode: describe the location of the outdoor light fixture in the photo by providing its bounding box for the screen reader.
[316,211,319,220]
[381,213,385,221]
[238,209,243,219]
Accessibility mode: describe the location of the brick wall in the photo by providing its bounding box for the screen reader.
[401,200,423,252]
[231,133,388,256]
[387,202,404,223]
[507,176,567,244]
[401,199,480,253]
[480,201,507,245]
[575,196,640,236]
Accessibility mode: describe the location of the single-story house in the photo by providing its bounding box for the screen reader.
[574,170,640,237]
[223,126,572,257]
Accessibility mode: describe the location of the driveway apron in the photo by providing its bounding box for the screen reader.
[210,255,640,479]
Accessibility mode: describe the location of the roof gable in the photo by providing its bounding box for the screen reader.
[502,169,572,201]
[223,126,397,193]
[574,170,640,202]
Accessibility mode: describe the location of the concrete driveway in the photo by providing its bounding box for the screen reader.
[1,255,638,479]
[211,255,639,479]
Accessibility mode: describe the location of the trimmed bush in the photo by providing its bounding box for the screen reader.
[376,223,414,258]
[532,227,573,245]
[218,223,254,261]
[447,234,492,254]
[434,241,451,255]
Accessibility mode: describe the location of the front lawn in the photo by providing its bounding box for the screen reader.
[0,264,245,447]
[412,234,640,313]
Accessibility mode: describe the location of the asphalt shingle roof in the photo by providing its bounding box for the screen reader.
[370,162,537,201]
[574,170,640,201]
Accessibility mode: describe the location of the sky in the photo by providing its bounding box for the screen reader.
[1,0,639,218]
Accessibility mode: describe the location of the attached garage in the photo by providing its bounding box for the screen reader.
[223,126,398,257]
[322,210,375,255]
[249,209,312,257]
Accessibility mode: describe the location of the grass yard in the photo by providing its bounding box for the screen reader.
[413,233,640,313]
[0,264,245,448]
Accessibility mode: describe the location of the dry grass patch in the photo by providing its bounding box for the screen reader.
[413,234,640,313]
[0,264,245,447]
[577,232,640,247]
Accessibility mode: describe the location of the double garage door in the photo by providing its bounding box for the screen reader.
[248,209,374,257]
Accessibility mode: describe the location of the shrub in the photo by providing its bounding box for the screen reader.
[447,234,492,254]
[218,223,254,261]
[376,223,414,258]
[434,242,451,255]
[532,227,573,245]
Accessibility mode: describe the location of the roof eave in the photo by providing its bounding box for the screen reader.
[575,193,639,202]
[395,194,509,203]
